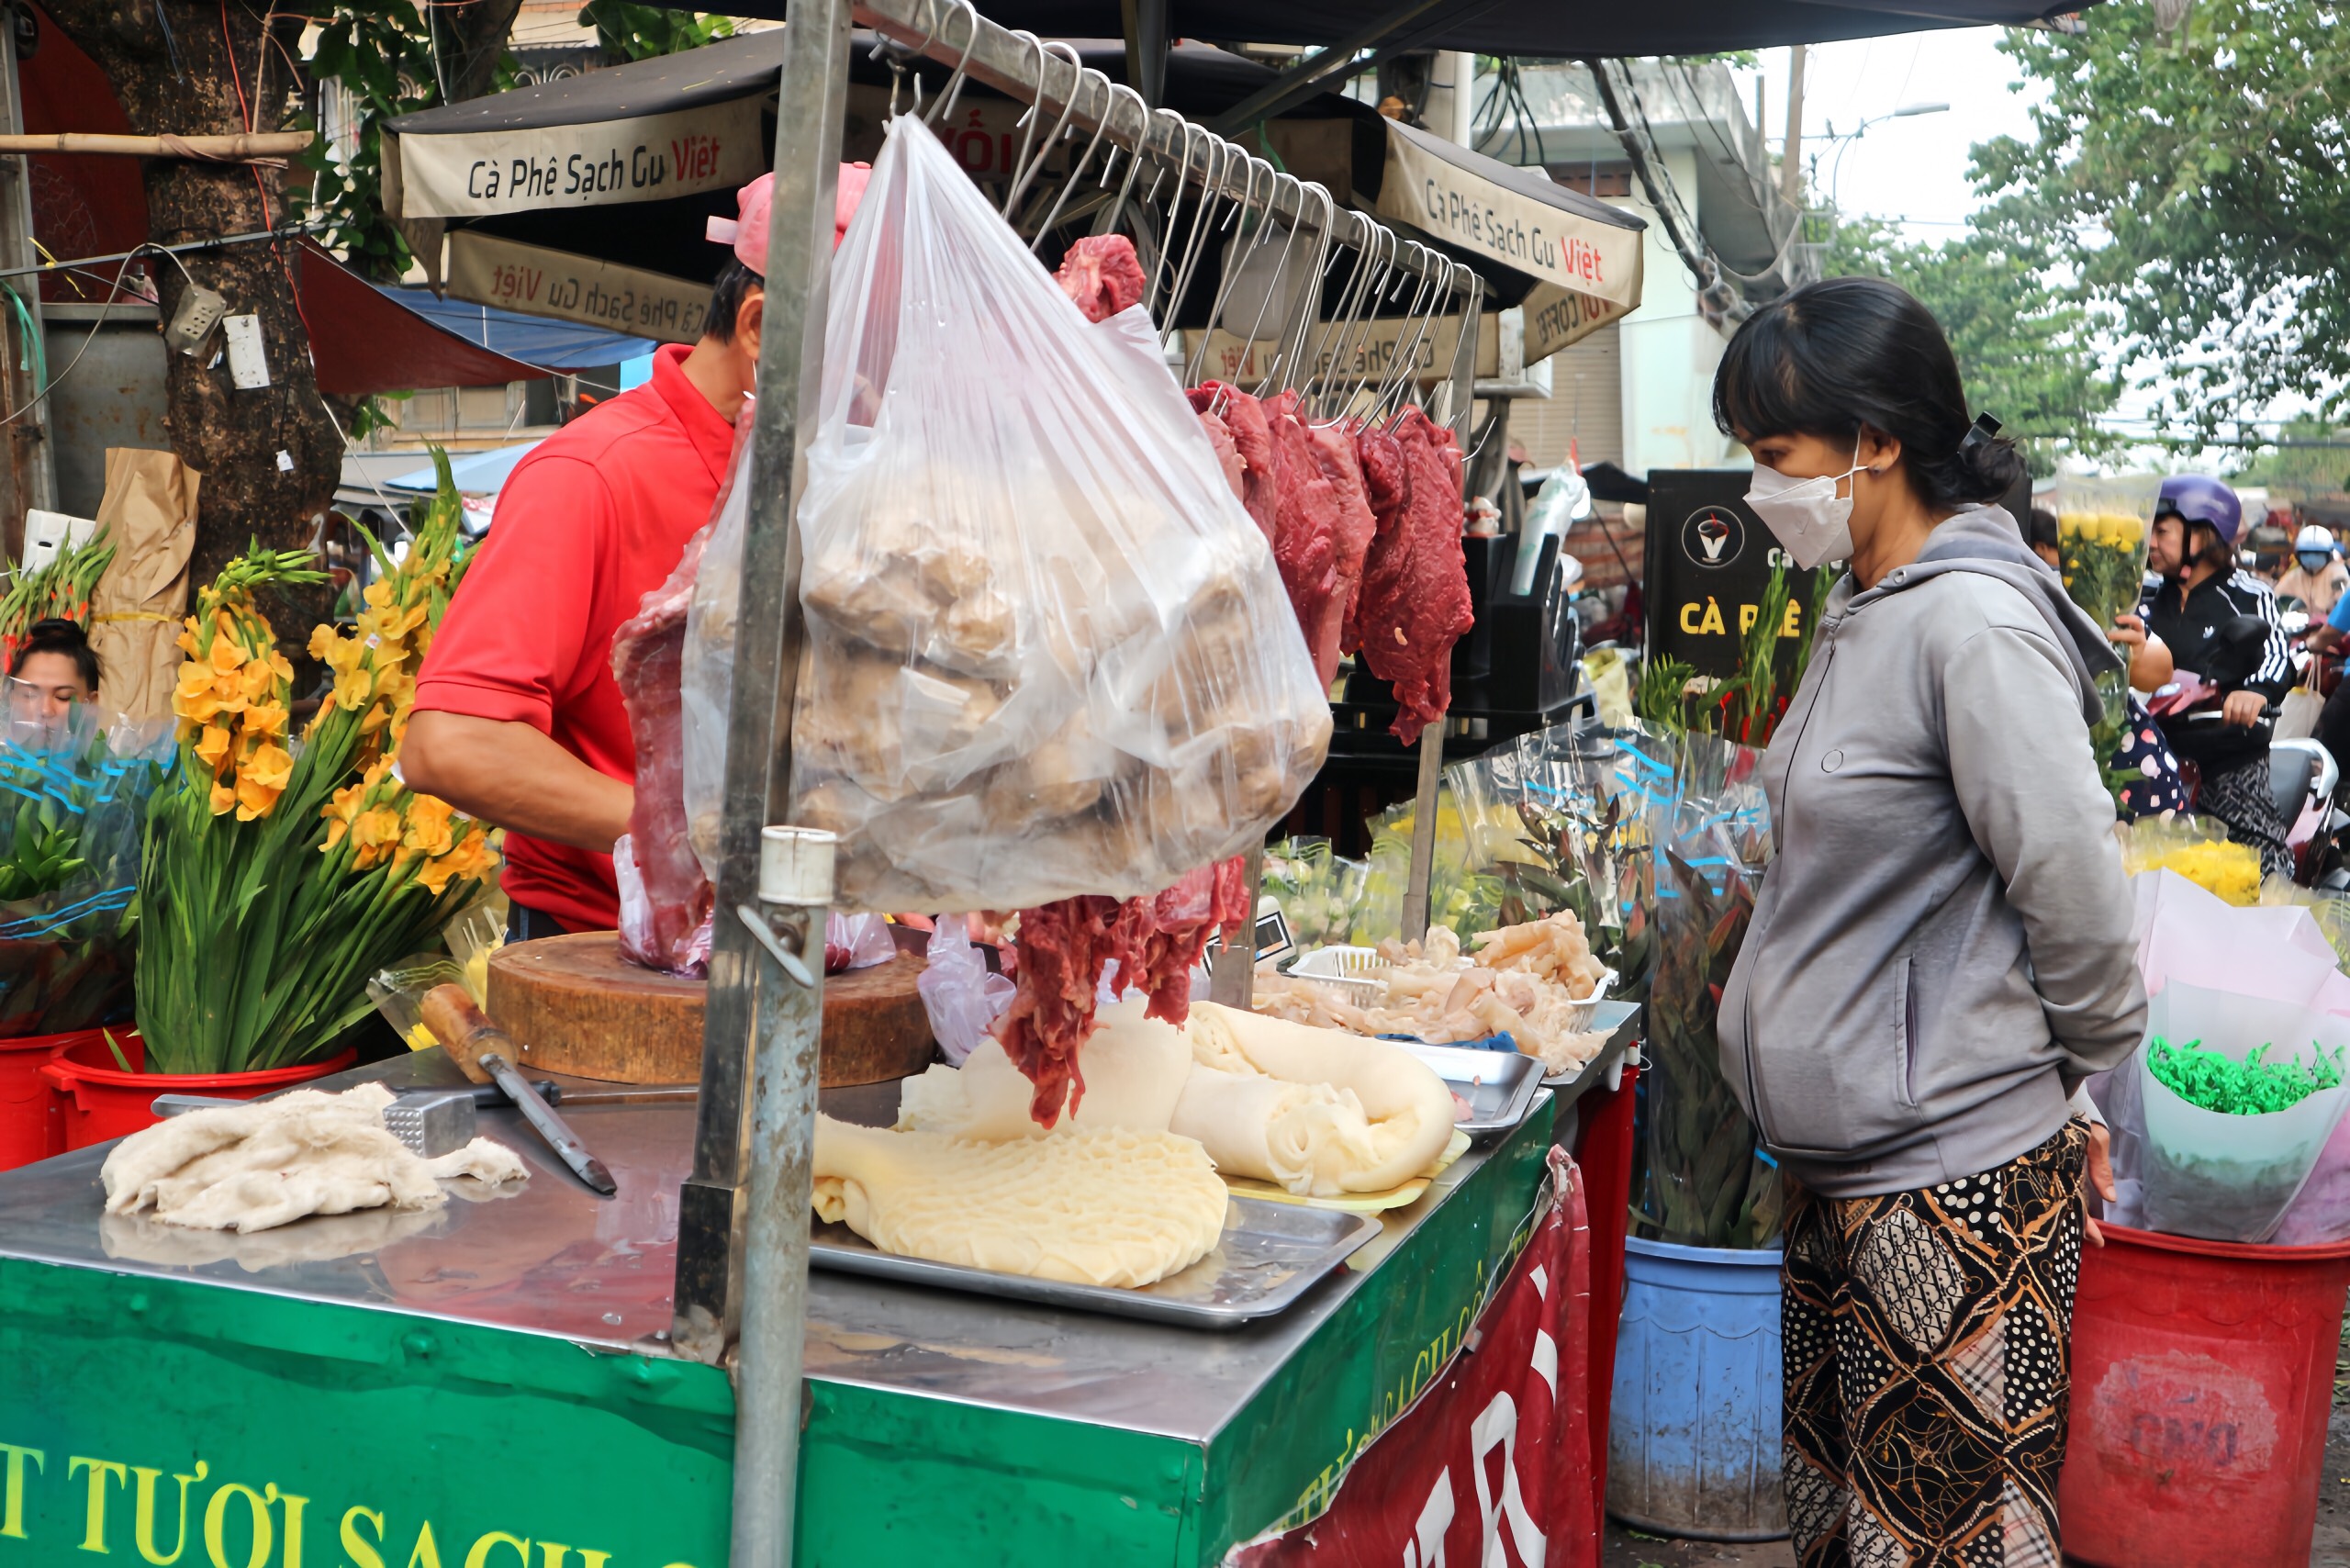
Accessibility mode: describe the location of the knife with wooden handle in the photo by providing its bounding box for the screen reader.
[420,984,617,1195]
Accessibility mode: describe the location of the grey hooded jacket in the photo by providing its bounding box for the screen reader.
[1718,505,2149,1197]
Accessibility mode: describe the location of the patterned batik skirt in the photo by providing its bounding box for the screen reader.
[1781,1120,2089,1568]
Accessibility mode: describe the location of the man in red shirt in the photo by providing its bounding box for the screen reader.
[404,188,770,937]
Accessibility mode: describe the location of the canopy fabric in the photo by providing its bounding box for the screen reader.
[382,286,665,366]
[385,442,543,496]
[686,0,2096,55]
[292,241,553,395]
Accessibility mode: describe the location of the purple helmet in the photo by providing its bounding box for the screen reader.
[2157,474,2244,547]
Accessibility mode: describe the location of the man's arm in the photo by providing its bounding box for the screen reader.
[403,711,632,854]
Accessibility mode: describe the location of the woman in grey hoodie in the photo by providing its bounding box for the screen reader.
[1710,277,2147,1568]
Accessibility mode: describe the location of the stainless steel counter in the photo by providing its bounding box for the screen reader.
[0,1026,1628,1446]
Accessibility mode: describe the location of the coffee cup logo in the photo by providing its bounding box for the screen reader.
[1681,506,1745,569]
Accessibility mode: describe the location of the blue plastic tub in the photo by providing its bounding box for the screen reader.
[1606,1236,1788,1541]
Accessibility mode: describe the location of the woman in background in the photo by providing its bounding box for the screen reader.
[1714,276,2145,1568]
[6,618,98,722]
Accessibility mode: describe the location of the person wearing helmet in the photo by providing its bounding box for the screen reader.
[2141,474,2296,877]
[2276,523,2349,617]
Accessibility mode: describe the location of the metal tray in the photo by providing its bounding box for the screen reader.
[1393,1040,1545,1143]
[809,1195,1380,1330]
[1545,1000,1641,1092]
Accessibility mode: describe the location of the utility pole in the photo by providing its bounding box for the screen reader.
[1779,45,1807,203]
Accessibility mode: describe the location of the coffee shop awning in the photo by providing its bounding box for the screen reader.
[383,30,1646,359]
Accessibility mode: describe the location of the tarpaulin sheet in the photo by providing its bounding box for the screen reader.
[294,241,550,394]
[380,286,661,368]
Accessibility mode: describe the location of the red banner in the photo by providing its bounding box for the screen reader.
[1230,1148,1599,1568]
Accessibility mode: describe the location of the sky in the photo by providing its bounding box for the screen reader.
[1734,29,2043,244]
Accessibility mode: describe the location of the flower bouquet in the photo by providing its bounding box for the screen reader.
[0,526,116,669]
[2047,476,2162,809]
[136,457,499,1075]
[0,701,171,1035]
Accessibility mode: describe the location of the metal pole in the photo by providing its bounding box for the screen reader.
[673,0,853,1372]
[1780,46,1807,204]
[0,21,54,536]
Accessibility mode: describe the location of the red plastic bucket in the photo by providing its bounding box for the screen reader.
[39,1047,358,1151]
[2058,1220,2350,1567]
[0,1027,135,1170]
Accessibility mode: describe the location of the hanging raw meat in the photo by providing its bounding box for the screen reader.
[1305,421,1380,654]
[1197,409,1248,504]
[1353,408,1472,745]
[1261,390,1346,689]
[992,894,1124,1127]
[610,406,756,974]
[1054,235,1148,326]
[996,857,1252,1125]
[1190,383,1277,543]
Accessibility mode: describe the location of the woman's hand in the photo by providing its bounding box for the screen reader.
[2221,689,2267,727]
[2085,1122,2117,1247]
[2109,612,2147,651]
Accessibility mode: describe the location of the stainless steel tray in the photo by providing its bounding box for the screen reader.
[809,1195,1380,1330]
[1393,1040,1545,1143]
[1544,1000,1641,1093]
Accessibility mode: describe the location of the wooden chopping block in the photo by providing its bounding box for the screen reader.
[484,930,935,1086]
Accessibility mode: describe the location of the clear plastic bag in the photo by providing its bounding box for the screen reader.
[788,116,1329,912]
[915,919,1013,1066]
[2132,980,2350,1242]
[680,420,755,883]
[825,911,895,973]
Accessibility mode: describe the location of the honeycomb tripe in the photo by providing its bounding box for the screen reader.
[811,1114,1227,1288]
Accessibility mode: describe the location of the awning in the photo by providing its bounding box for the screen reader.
[703,0,2103,56]
[291,241,551,395]
[385,277,669,363]
[385,442,542,495]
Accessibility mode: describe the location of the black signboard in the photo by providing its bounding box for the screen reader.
[1642,468,1827,680]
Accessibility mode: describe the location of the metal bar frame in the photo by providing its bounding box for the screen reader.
[670,6,1484,1557]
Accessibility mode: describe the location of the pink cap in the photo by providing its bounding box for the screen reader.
[705,164,873,274]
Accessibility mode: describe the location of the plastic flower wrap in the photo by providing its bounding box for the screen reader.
[139,453,500,1074]
[2118,815,2262,905]
[2047,476,2163,806]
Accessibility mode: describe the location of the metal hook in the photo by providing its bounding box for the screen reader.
[1368,244,1440,420]
[1184,155,1272,385]
[1308,215,1379,416]
[1089,85,1151,239]
[1237,174,1310,393]
[1004,40,1086,218]
[1387,249,1460,420]
[921,0,981,128]
[1337,226,1401,414]
[1265,181,1337,396]
[1146,118,1204,317]
[1165,135,1234,328]
[1030,71,1117,249]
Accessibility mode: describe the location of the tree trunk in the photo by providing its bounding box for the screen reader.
[42,0,341,666]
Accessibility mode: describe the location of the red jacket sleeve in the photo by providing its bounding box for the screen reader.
[413,455,614,731]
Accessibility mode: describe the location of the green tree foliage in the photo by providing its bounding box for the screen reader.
[2232,420,2350,501]
[1975,0,2350,439]
[306,3,732,281]
[1829,217,2121,476]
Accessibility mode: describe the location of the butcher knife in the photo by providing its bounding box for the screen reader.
[420,984,617,1195]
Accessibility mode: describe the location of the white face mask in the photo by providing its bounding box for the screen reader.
[1744,446,1865,570]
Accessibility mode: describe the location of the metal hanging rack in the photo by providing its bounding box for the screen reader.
[668,5,1486,1562]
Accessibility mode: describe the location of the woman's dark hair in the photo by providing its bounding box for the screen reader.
[1712,275,2025,510]
[703,258,764,345]
[9,617,99,692]
[2026,507,2061,554]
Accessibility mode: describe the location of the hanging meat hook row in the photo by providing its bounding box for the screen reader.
[1002,41,1085,218]
[1237,173,1311,397]
[1364,240,1435,419]
[1030,69,1119,250]
[918,0,981,128]
[1183,154,1273,386]
[1382,249,1455,421]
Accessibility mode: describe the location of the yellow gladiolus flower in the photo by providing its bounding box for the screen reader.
[402,794,456,858]
[331,666,373,713]
[244,702,290,739]
[234,775,282,823]
[194,724,233,773]
[243,741,294,793]
[208,780,237,816]
[364,579,394,612]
